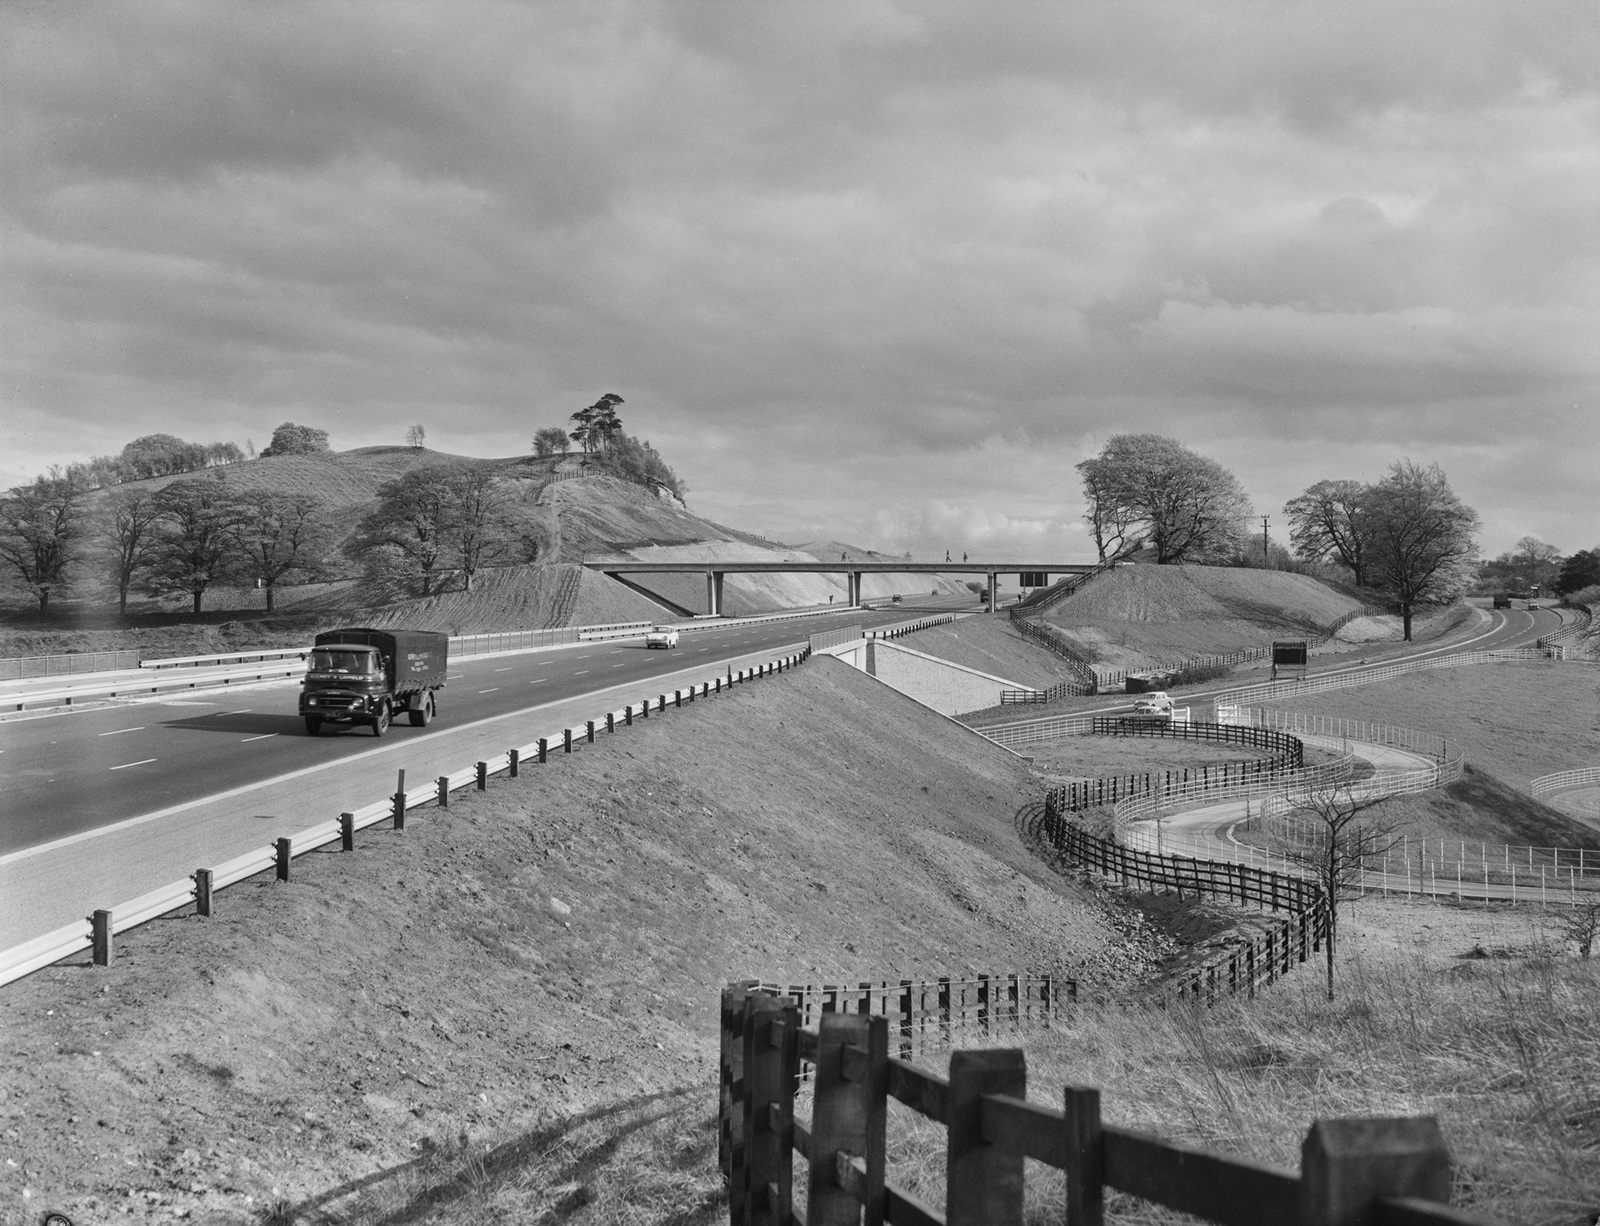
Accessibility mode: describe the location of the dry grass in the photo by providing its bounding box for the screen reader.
[871,907,1600,1225]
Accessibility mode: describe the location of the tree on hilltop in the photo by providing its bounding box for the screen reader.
[1076,434,1250,564]
[1362,460,1480,640]
[569,393,623,454]
[532,427,570,458]
[260,422,331,458]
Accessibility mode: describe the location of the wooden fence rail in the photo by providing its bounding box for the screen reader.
[718,987,1495,1225]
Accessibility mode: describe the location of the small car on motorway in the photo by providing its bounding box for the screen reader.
[645,627,680,649]
[1132,691,1174,718]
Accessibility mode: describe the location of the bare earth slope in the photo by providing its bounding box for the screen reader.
[0,659,1166,1221]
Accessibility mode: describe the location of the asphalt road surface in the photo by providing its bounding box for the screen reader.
[0,604,943,857]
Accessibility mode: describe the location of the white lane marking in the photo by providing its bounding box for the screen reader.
[97,726,145,737]
[531,679,547,683]
[110,758,157,771]
[611,663,625,668]
[241,733,278,743]
[574,670,589,675]
[479,688,500,693]
[576,655,592,659]
[216,709,253,717]
[2,649,792,865]
[494,667,512,672]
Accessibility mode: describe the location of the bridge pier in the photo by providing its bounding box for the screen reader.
[705,571,725,617]
[847,571,862,607]
[987,572,998,610]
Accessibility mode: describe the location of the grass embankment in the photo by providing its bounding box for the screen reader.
[0,659,1171,1222]
[1257,661,1600,850]
[880,900,1600,1224]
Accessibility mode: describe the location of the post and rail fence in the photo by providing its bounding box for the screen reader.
[718,984,1495,1226]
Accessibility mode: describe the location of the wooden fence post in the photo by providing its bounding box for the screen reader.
[947,1049,1026,1225]
[720,982,758,1200]
[1063,1085,1104,1226]
[275,837,291,882]
[1299,1117,1451,1226]
[899,979,914,1060]
[92,909,113,966]
[340,812,354,852]
[809,1011,886,1226]
[194,868,213,917]
[742,991,797,1226]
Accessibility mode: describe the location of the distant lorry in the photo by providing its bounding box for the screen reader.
[1492,594,1512,609]
[299,628,448,736]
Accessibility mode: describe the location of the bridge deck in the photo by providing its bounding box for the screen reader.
[581,560,1097,575]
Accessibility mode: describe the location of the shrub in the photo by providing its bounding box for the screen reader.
[1171,660,1232,687]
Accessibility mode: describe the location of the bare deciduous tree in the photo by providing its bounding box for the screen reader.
[1285,479,1369,585]
[1266,785,1404,1001]
[1363,460,1480,641]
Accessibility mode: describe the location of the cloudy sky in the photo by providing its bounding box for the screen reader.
[3,1,1596,561]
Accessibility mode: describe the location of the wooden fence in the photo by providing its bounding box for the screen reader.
[1042,720,1309,819]
[718,986,1494,1225]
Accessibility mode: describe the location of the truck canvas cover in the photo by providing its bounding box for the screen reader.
[312,628,449,691]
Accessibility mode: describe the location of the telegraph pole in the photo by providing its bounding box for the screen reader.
[1260,515,1271,566]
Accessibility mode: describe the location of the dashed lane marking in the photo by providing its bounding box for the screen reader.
[479,688,499,693]
[97,727,145,737]
[110,758,157,771]
[241,733,278,743]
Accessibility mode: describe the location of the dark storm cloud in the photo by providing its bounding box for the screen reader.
[1,1,1595,556]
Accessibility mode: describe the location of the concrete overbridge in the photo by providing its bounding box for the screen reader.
[581,559,1097,617]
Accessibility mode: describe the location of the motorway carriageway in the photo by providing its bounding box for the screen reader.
[0,605,924,858]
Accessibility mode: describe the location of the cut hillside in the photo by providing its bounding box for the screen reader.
[1038,564,1368,670]
[353,564,667,634]
[0,659,1172,1222]
[898,614,1095,690]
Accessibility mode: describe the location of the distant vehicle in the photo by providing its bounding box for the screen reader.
[1132,691,1173,718]
[1492,594,1512,609]
[891,594,902,604]
[645,627,680,649]
[300,628,447,736]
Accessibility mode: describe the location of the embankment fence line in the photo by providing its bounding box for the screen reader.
[718,984,1492,1225]
[0,649,814,990]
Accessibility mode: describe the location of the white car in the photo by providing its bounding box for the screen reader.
[644,627,680,649]
[1132,691,1173,717]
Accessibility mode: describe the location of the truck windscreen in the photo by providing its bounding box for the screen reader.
[310,649,376,675]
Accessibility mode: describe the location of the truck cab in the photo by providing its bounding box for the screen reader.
[300,628,447,736]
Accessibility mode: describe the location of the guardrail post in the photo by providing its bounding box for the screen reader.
[675,689,682,708]
[1063,1085,1103,1226]
[92,909,113,966]
[437,775,450,808]
[275,837,291,882]
[948,1048,1026,1225]
[625,705,634,726]
[509,748,519,778]
[539,736,548,762]
[476,761,488,790]
[1299,1117,1450,1226]
[340,812,354,852]
[564,728,573,754]
[586,720,595,743]
[194,868,213,917]
[393,769,406,830]
[606,712,615,733]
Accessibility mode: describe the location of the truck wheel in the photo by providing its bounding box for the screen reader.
[371,704,389,737]
[304,716,323,736]
[408,695,432,727]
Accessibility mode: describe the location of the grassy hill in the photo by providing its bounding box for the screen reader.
[2,447,965,645]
